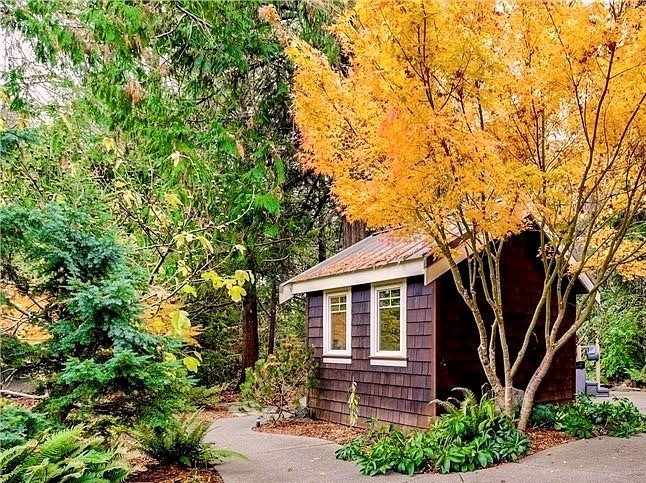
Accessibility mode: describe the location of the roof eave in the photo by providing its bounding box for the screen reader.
[279,258,426,303]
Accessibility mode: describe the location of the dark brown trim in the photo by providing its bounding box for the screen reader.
[430,279,438,419]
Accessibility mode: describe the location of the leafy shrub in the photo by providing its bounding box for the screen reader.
[241,335,317,418]
[336,389,529,476]
[0,425,130,482]
[0,402,52,449]
[532,394,645,438]
[583,280,646,385]
[529,403,559,429]
[135,411,243,468]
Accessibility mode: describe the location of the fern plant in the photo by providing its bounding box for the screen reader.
[135,411,244,468]
[0,425,130,483]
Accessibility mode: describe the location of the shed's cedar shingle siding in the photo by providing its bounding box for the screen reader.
[307,276,435,428]
[435,231,576,404]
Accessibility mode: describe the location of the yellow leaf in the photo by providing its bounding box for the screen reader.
[0,118,6,130]
[197,235,214,253]
[0,87,8,103]
[233,270,251,285]
[170,309,191,334]
[183,355,200,372]
[174,233,187,248]
[234,244,246,254]
[202,271,224,288]
[102,137,116,152]
[164,352,177,361]
[16,117,28,129]
[179,284,197,298]
[164,193,183,207]
[228,285,247,303]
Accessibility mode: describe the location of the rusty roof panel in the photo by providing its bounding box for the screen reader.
[289,230,430,284]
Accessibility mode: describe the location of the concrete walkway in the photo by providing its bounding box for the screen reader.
[207,412,645,483]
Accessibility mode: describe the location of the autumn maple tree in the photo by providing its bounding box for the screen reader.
[264,0,646,429]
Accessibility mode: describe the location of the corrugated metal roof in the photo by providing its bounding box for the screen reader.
[288,230,430,284]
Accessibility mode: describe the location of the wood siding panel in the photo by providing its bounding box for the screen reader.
[307,276,435,428]
[435,231,576,405]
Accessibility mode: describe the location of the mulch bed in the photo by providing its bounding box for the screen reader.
[255,419,575,456]
[254,418,365,444]
[527,428,576,454]
[126,464,223,483]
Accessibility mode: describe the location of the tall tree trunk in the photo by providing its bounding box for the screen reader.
[241,284,259,371]
[267,281,278,355]
[342,217,368,249]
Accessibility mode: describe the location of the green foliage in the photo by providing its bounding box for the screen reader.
[241,336,317,418]
[0,425,130,483]
[529,403,559,429]
[532,395,645,438]
[582,280,646,385]
[0,204,194,426]
[134,411,244,468]
[0,402,52,449]
[0,335,38,378]
[1,0,342,386]
[336,390,529,476]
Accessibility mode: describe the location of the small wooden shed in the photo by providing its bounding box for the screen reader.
[280,229,590,428]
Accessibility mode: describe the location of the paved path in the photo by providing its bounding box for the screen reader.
[207,412,645,483]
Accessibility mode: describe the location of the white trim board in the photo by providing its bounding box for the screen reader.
[279,258,425,303]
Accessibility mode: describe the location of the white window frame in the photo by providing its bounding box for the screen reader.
[370,280,407,367]
[322,289,352,364]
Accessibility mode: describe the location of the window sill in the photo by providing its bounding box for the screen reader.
[369,357,407,367]
[322,356,352,365]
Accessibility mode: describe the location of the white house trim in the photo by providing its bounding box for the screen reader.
[370,280,407,366]
[279,258,424,303]
[322,289,352,359]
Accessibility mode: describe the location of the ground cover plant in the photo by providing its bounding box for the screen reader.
[0,424,130,483]
[531,395,645,439]
[336,389,529,476]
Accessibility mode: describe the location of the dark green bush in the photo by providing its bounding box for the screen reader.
[0,204,195,427]
[134,411,243,468]
[336,389,529,476]
[0,424,130,483]
[0,402,52,449]
[529,403,559,428]
[532,394,645,438]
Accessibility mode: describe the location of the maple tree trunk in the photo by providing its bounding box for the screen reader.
[267,281,278,355]
[342,218,367,249]
[241,284,259,371]
[518,349,555,431]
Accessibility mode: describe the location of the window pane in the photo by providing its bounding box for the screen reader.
[379,306,400,351]
[331,311,346,350]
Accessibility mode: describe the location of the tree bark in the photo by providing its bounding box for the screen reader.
[241,284,259,371]
[518,349,555,431]
[267,280,278,355]
[342,218,368,249]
